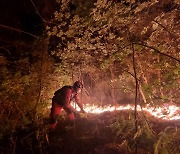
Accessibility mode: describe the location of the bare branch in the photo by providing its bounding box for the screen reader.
[0,24,39,38]
[152,19,179,44]
[0,47,11,55]
[30,0,57,25]
[134,43,180,63]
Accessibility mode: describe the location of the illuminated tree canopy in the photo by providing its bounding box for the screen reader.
[47,0,180,106]
[0,0,179,153]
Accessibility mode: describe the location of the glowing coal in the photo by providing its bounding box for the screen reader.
[73,103,180,120]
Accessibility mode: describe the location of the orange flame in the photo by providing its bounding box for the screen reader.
[73,103,180,120]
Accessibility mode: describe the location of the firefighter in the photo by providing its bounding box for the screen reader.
[50,81,86,129]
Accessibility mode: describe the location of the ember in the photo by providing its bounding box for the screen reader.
[73,103,180,120]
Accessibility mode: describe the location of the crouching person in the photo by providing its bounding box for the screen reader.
[50,81,86,129]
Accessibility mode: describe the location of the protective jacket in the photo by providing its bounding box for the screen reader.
[53,86,77,106]
[52,85,84,110]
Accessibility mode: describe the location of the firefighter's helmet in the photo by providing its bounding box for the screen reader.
[73,81,83,89]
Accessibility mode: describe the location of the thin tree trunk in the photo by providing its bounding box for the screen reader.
[72,66,76,108]
[139,84,147,104]
[131,42,138,154]
[109,65,116,104]
[71,66,74,83]
[91,75,103,105]
[101,72,116,104]
[79,65,83,107]
[157,54,163,98]
[137,57,154,105]
[33,37,49,120]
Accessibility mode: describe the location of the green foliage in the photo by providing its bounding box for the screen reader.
[1,0,180,152]
[154,127,180,154]
[110,114,137,152]
[0,38,54,143]
[111,114,134,139]
[46,0,180,108]
[0,66,33,137]
[110,115,179,153]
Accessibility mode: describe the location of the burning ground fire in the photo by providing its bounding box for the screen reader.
[73,103,180,120]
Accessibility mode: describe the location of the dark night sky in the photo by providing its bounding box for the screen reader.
[0,0,55,57]
[0,0,43,38]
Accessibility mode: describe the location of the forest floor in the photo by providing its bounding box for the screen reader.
[45,110,180,154]
[1,110,179,154]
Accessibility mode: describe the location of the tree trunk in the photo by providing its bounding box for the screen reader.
[131,43,138,154]
[139,84,147,104]
[137,57,154,105]
[157,54,164,98]
[109,65,116,104]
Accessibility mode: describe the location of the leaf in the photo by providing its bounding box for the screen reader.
[133,128,142,139]
[159,147,169,154]
[154,138,162,154]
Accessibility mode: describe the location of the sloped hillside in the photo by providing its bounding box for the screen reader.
[46,111,180,154]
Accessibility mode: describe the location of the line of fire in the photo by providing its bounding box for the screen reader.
[0,0,179,154]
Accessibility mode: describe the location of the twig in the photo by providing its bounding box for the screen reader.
[0,24,39,38]
[134,43,180,63]
[122,69,141,82]
[30,0,45,22]
[10,136,17,154]
[152,19,179,46]
[21,129,38,140]
[30,0,57,25]
[111,41,179,63]
[0,47,11,55]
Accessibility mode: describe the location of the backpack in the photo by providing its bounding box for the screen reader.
[53,86,72,105]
